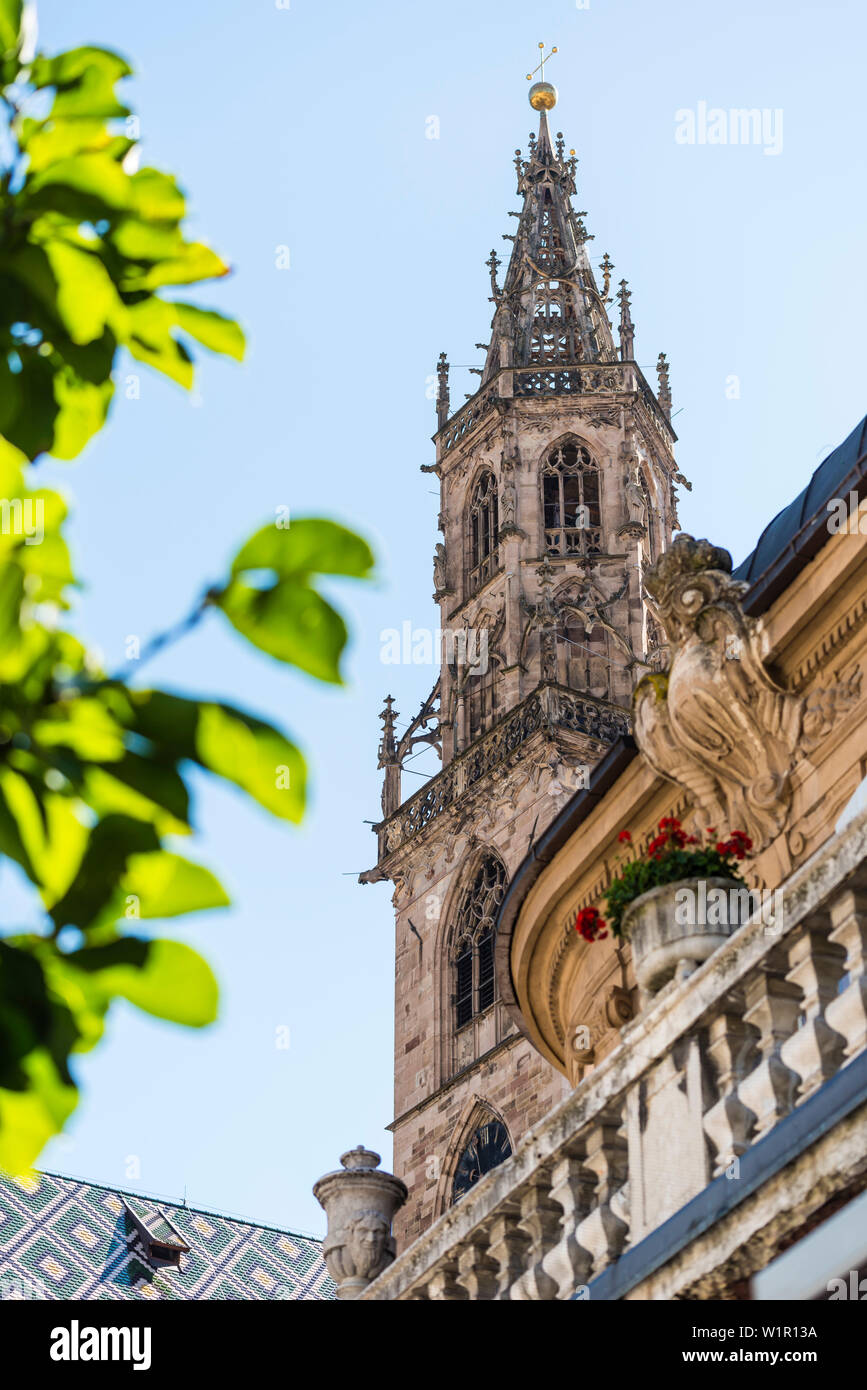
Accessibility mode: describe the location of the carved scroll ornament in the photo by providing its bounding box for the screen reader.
[633,536,802,852]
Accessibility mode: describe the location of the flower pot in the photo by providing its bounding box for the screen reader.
[623,877,750,995]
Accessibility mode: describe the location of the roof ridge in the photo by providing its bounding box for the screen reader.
[30,1167,324,1245]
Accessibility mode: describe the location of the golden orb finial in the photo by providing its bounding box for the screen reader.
[529,81,557,110]
[525,42,558,107]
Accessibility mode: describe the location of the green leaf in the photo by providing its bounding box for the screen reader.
[18,118,125,174]
[123,850,229,918]
[43,240,124,345]
[83,753,190,836]
[230,518,375,582]
[110,218,183,261]
[126,298,193,388]
[49,814,161,930]
[219,579,348,683]
[32,47,132,121]
[217,519,374,682]
[26,153,131,216]
[0,767,43,883]
[137,242,229,290]
[66,938,218,1027]
[0,0,22,59]
[34,696,125,762]
[111,689,307,823]
[0,1047,78,1175]
[32,46,132,89]
[127,167,186,221]
[51,366,114,459]
[195,703,305,822]
[173,303,245,359]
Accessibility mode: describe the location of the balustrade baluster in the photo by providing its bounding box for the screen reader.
[738,962,802,1137]
[456,1229,499,1300]
[510,1172,562,1300]
[488,1202,531,1300]
[541,1148,595,1299]
[826,889,867,1062]
[702,994,759,1176]
[779,922,847,1101]
[574,1112,628,1278]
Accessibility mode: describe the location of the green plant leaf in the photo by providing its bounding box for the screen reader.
[219,579,348,683]
[51,366,115,459]
[26,153,131,216]
[48,814,161,930]
[66,938,218,1027]
[217,519,374,682]
[0,0,22,58]
[138,242,228,290]
[173,303,245,359]
[127,167,186,221]
[195,702,305,822]
[42,240,123,345]
[109,689,307,823]
[123,850,229,918]
[0,1047,78,1175]
[229,518,375,581]
[32,47,132,121]
[126,298,193,388]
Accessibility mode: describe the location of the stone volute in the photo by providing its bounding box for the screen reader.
[313,1146,408,1300]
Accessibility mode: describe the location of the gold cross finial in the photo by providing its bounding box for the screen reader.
[526,43,558,83]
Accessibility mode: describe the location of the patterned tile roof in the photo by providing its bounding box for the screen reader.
[0,1170,335,1301]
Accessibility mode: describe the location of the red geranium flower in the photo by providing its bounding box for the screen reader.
[618,830,632,843]
[574,906,608,942]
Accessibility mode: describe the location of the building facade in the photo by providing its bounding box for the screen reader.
[314,80,867,1305]
[317,413,867,1302]
[361,84,685,1249]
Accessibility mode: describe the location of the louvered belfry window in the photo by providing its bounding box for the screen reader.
[452,856,508,1030]
[542,442,602,556]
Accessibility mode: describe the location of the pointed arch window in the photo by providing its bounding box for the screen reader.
[542,442,602,556]
[468,471,499,591]
[452,856,507,1029]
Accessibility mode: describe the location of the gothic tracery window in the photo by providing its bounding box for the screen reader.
[468,471,499,591]
[542,442,601,556]
[453,855,508,1029]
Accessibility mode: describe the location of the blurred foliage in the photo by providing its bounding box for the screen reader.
[0,1,373,1172]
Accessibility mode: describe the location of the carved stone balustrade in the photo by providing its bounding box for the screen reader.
[435,361,674,464]
[364,683,630,868]
[356,807,867,1300]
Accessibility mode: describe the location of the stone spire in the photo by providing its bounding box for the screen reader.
[617,279,635,362]
[480,105,617,386]
[436,352,450,427]
[656,352,672,419]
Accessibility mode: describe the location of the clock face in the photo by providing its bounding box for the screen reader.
[452,1121,512,1203]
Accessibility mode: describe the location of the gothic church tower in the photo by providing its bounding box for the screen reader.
[362,75,684,1250]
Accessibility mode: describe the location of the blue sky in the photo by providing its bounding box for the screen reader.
[19,0,866,1235]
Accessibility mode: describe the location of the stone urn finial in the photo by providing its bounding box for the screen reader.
[313,1147,408,1300]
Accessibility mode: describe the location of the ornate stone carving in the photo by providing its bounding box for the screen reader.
[624,464,647,529]
[633,535,803,851]
[313,1147,408,1300]
[433,542,448,595]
